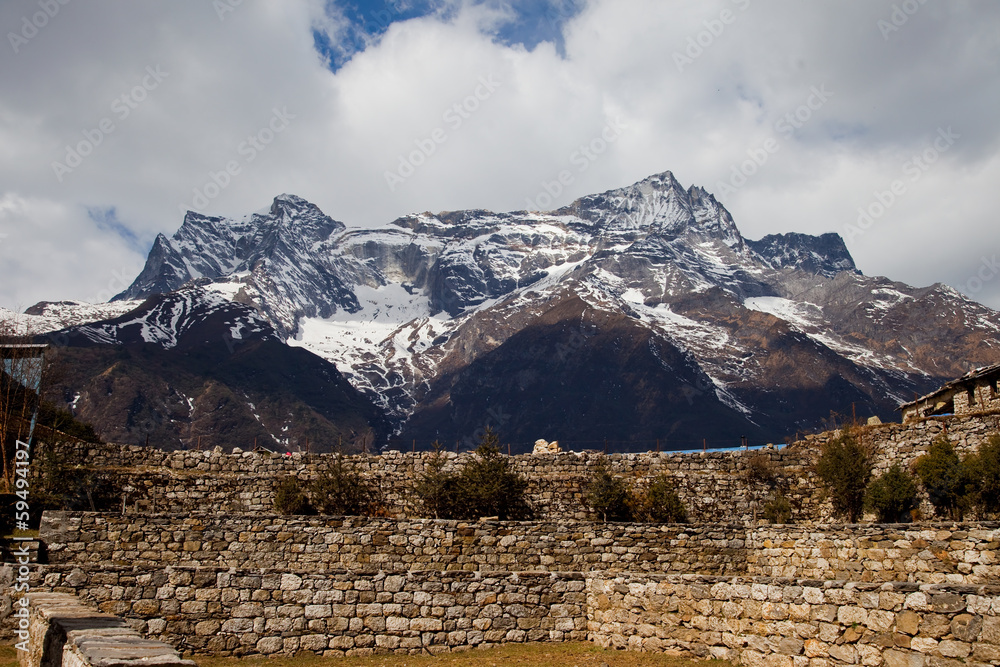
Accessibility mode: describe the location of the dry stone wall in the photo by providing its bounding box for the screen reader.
[748,523,1000,585]
[10,411,1000,663]
[39,512,1000,586]
[11,565,588,657]
[587,574,1000,666]
[40,512,746,576]
[13,564,1000,665]
[48,442,825,523]
[46,411,1000,524]
[812,411,1000,475]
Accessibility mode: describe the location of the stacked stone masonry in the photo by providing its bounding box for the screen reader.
[40,512,745,576]
[47,411,1000,523]
[12,565,1000,664]
[748,524,1000,585]
[39,513,1000,585]
[6,410,999,664]
[588,574,1000,667]
[49,441,825,523]
[12,565,588,657]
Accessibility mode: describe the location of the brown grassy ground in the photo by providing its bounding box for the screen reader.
[0,643,731,667]
[192,643,729,667]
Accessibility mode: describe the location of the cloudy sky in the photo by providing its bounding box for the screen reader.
[1,0,998,310]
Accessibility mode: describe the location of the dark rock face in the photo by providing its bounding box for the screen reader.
[37,171,1000,451]
[747,232,858,278]
[42,288,386,452]
[115,195,356,337]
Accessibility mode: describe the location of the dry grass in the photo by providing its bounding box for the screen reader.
[0,645,17,667]
[0,642,730,667]
[192,643,729,667]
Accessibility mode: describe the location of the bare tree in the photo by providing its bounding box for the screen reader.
[0,313,47,492]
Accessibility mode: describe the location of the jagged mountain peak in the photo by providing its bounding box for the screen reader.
[555,171,744,248]
[747,231,858,279]
[115,194,348,304]
[267,193,338,225]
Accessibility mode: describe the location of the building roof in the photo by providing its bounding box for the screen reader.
[898,362,1000,410]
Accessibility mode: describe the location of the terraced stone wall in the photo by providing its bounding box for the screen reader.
[748,523,1000,584]
[9,565,588,657]
[40,512,746,576]
[44,411,1000,523]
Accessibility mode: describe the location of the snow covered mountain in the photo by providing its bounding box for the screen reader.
[29,288,386,452]
[21,170,1000,451]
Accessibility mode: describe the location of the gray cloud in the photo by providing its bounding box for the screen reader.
[0,0,997,310]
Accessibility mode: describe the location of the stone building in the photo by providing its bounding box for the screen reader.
[899,362,1000,421]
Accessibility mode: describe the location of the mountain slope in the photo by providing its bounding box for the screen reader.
[39,289,387,452]
[19,170,1000,451]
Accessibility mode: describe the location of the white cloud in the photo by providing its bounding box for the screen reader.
[0,0,998,309]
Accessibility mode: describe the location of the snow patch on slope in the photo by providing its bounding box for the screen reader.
[743,296,911,372]
[1,300,144,335]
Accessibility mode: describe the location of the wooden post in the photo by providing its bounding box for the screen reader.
[656,439,660,453]
[702,438,706,452]
[508,443,511,456]
[412,439,416,453]
[603,439,608,454]
[455,440,459,453]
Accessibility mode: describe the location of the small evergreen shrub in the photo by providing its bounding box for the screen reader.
[453,430,531,520]
[310,454,382,516]
[413,442,460,519]
[815,429,872,522]
[30,441,121,514]
[412,429,530,520]
[864,463,917,523]
[585,459,632,522]
[913,435,975,520]
[970,434,1000,515]
[638,474,687,523]
[762,493,793,524]
[274,475,313,515]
